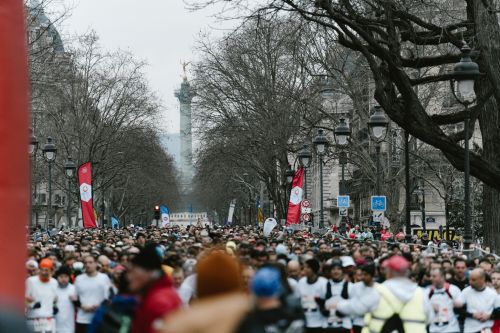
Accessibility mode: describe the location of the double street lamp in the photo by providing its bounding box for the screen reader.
[334,118,351,195]
[29,130,39,226]
[313,129,330,228]
[29,129,39,157]
[368,106,389,195]
[42,137,57,229]
[450,42,481,249]
[297,144,312,199]
[64,157,76,227]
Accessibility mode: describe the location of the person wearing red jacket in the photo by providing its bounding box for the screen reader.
[128,244,181,333]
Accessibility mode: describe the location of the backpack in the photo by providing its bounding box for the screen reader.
[96,303,133,333]
[428,283,453,300]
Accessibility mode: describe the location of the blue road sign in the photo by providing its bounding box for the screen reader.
[371,196,387,211]
[337,195,350,208]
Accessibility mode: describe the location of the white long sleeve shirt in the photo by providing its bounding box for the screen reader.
[458,286,500,333]
[337,281,380,327]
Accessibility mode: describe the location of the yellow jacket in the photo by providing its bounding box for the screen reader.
[362,283,427,333]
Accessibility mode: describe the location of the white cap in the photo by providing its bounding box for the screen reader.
[341,256,355,268]
[116,241,124,246]
[26,259,38,269]
[73,261,84,270]
[64,245,75,252]
[276,244,288,255]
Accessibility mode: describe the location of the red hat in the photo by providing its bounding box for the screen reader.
[381,255,410,273]
[39,258,54,269]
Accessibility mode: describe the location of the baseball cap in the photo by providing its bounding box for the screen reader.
[381,255,410,273]
[341,256,355,268]
[251,267,282,298]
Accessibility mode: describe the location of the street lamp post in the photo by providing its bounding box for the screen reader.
[242,172,251,226]
[29,129,39,227]
[334,118,351,195]
[415,184,426,232]
[285,165,295,216]
[450,42,480,250]
[298,144,312,198]
[42,137,57,230]
[368,106,389,195]
[268,195,273,218]
[64,157,76,228]
[313,129,330,229]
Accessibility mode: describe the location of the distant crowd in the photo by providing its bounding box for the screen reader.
[25,223,500,333]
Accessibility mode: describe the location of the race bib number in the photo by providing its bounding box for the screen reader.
[433,303,450,324]
[301,296,317,310]
[31,318,54,332]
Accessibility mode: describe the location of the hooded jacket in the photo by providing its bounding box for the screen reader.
[132,275,181,333]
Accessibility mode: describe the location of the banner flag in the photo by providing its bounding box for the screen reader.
[78,162,97,228]
[227,199,236,225]
[111,215,120,229]
[160,205,170,227]
[286,167,304,225]
[256,199,265,224]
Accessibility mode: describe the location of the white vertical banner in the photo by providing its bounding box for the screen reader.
[227,199,236,225]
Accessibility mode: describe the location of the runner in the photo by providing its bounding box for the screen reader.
[426,268,461,333]
[26,258,58,333]
[74,255,112,333]
[54,266,77,333]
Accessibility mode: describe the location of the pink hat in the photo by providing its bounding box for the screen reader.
[381,255,410,273]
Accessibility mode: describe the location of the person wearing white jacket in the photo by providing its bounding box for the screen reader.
[335,262,378,333]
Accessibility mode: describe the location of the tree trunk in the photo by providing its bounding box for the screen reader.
[470,0,500,253]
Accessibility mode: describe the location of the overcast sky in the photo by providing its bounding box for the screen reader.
[60,0,232,134]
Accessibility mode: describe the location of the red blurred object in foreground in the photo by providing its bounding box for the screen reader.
[0,0,30,310]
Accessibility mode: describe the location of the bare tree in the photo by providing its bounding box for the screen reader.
[192,0,500,252]
[192,17,320,220]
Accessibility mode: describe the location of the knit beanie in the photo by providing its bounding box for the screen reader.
[131,243,162,271]
[251,267,282,298]
[196,251,243,299]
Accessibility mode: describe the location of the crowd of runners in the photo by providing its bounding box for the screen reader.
[25,223,500,333]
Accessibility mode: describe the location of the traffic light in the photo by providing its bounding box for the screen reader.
[154,205,160,220]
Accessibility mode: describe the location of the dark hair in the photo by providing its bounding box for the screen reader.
[453,257,466,266]
[361,263,376,276]
[479,257,492,266]
[305,258,320,274]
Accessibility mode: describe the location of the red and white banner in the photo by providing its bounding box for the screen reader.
[78,162,97,228]
[286,167,304,225]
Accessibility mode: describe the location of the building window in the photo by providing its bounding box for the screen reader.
[38,193,46,204]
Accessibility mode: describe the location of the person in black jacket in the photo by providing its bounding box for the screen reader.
[236,267,305,333]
